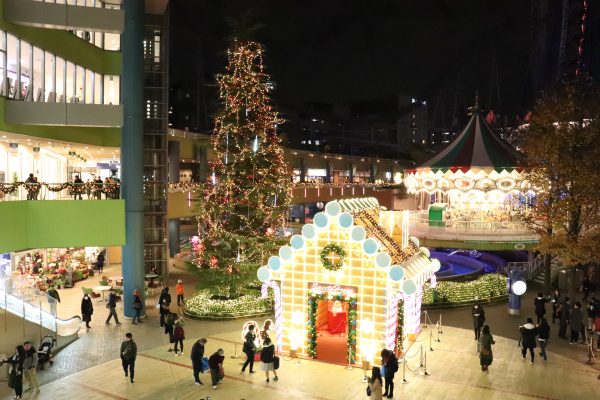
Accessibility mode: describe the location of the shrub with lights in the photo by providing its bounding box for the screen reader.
[421,273,507,306]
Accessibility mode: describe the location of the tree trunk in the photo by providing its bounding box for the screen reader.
[543,253,552,292]
[567,267,578,301]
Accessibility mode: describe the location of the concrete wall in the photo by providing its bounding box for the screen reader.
[5,101,123,128]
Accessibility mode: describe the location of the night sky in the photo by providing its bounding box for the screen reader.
[169,0,540,131]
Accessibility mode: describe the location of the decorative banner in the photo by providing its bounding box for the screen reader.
[309,282,356,298]
[261,280,282,351]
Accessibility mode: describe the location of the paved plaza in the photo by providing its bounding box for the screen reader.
[1,263,599,400]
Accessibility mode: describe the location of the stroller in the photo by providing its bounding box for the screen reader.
[37,335,56,370]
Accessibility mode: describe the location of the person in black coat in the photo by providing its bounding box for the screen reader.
[96,253,105,273]
[241,324,256,373]
[380,348,398,398]
[537,318,550,362]
[81,294,94,329]
[472,303,486,340]
[190,338,207,385]
[534,293,549,324]
[558,297,571,339]
[159,287,171,327]
[520,317,539,364]
[1,345,26,399]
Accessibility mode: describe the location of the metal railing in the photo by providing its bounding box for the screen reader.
[0,274,81,336]
[408,211,531,235]
[0,182,120,201]
[506,255,546,281]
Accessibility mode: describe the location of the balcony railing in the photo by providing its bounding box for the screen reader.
[0,182,120,201]
[408,211,532,236]
[167,181,401,193]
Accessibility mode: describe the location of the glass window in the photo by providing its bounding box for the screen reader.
[104,75,119,105]
[94,32,103,48]
[85,69,93,104]
[44,52,54,102]
[94,72,102,104]
[0,52,5,98]
[76,65,84,102]
[20,41,31,100]
[104,33,120,51]
[55,57,65,102]
[65,61,75,102]
[7,34,18,99]
[32,47,44,102]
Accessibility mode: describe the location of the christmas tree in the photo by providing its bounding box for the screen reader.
[193,40,291,273]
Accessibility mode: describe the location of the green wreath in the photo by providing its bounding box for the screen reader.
[320,243,346,271]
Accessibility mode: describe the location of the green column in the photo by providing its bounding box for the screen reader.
[121,0,145,319]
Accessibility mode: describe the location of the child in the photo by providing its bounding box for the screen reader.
[176,279,184,306]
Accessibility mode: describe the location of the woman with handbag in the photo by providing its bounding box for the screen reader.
[260,337,278,382]
[478,325,495,372]
[1,344,26,399]
[173,319,185,356]
[241,324,256,373]
[132,289,142,324]
[367,366,383,400]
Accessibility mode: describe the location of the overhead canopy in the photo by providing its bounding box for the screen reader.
[417,105,522,173]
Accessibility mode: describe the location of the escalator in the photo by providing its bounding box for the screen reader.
[0,276,81,354]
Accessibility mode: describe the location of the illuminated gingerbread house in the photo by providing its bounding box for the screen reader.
[257,198,440,364]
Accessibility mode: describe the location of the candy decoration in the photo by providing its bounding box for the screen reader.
[386,292,403,350]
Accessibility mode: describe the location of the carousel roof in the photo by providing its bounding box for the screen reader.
[416,103,522,173]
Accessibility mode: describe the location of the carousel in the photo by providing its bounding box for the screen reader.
[404,99,532,221]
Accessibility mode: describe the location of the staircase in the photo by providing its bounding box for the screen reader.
[0,276,81,337]
[353,209,418,264]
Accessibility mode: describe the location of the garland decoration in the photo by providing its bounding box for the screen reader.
[319,243,346,272]
[0,183,20,194]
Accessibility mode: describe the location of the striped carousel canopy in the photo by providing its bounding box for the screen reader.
[418,104,522,173]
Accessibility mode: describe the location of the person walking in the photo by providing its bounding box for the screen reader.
[569,302,584,344]
[96,253,105,273]
[478,325,495,372]
[558,297,571,339]
[132,289,142,324]
[46,286,60,315]
[538,318,550,362]
[159,287,171,327]
[380,348,398,398]
[105,289,121,325]
[1,345,26,399]
[260,337,278,382]
[173,318,185,356]
[176,279,185,306]
[81,293,94,329]
[120,333,137,384]
[472,303,486,340]
[241,324,256,373]
[22,342,39,393]
[368,366,383,400]
[551,289,561,324]
[191,338,207,385]
[520,317,539,364]
[208,348,225,389]
[534,292,549,325]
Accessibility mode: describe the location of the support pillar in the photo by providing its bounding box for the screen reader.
[168,140,181,257]
[121,0,145,319]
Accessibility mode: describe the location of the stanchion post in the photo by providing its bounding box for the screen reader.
[423,349,430,376]
[401,356,408,384]
[231,342,239,359]
[419,344,424,367]
[423,310,428,328]
[429,328,434,351]
[436,322,441,343]
[439,313,443,334]
[361,360,370,383]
